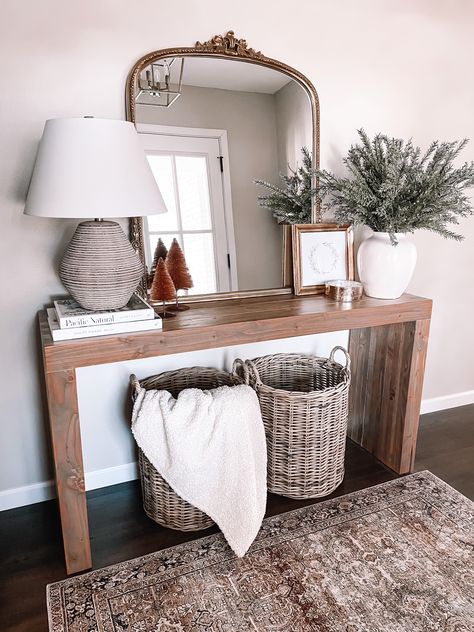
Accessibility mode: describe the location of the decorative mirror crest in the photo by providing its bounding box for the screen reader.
[195,30,264,59]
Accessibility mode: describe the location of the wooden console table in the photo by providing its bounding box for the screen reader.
[39,292,431,574]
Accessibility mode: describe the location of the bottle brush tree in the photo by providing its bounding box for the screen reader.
[150,257,176,318]
[148,238,169,289]
[166,238,194,311]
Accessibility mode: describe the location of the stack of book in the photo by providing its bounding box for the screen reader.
[46,294,162,341]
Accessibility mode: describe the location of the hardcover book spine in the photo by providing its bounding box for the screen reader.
[48,313,162,341]
[55,308,155,329]
[47,307,163,342]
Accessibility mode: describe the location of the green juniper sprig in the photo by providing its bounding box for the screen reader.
[254,147,318,224]
[316,129,474,244]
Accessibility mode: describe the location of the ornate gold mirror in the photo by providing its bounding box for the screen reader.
[126,31,320,301]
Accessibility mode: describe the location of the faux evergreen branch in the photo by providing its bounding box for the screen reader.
[254,147,318,224]
[316,129,474,244]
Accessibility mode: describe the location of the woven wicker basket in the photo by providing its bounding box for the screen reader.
[130,365,246,532]
[244,346,351,500]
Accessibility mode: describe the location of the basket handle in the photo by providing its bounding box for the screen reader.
[244,359,263,386]
[130,374,142,396]
[329,346,351,372]
[231,358,250,385]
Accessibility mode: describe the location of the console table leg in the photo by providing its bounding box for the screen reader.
[45,369,91,574]
[348,319,430,474]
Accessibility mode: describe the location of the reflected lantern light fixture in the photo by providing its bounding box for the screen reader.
[136,57,185,108]
[24,117,168,310]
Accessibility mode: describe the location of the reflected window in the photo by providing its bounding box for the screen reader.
[146,153,218,294]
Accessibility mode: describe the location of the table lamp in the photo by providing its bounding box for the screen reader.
[24,117,167,310]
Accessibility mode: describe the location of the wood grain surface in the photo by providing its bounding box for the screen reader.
[44,369,91,574]
[348,319,430,473]
[40,293,432,373]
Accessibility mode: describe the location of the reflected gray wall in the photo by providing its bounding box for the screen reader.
[275,80,313,175]
[137,85,283,291]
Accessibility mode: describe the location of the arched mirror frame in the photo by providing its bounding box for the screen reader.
[126,31,321,301]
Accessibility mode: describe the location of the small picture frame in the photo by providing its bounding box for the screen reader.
[292,224,354,296]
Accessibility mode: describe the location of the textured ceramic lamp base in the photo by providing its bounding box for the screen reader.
[59,220,144,310]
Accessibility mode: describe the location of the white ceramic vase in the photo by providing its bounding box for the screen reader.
[357,232,417,299]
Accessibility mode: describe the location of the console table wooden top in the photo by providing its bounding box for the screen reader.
[39,292,431,371]
[39,292,432,574]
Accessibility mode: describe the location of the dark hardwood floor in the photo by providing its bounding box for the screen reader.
[1,405,472,632]
[414,404,474,498]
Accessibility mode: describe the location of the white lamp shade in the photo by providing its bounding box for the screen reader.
[24,117,167,218]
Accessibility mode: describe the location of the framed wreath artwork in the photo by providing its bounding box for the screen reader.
[292,224,354,295]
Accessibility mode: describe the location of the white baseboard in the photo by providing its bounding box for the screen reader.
[0,480,56,511]
[84,461,138,491]
[0,461,138,512]
[2,391,474,511]
[420,390,474,415]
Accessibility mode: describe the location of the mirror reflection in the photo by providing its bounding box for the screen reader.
[135,56,312,295]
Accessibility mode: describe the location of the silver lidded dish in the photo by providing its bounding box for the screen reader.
[325,280,363,302]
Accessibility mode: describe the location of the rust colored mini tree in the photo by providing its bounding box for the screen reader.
[150,257,176,318]
[166,238,194,311]
[148,238,168,289]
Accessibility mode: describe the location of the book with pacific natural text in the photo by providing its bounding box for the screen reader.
[46,308,162,341]
[53,294,154,329]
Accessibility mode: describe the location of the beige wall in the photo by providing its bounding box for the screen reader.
[138,85,282,290]
[1,0,473,504]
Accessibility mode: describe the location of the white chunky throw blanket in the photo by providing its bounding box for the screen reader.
[131,383,267,557]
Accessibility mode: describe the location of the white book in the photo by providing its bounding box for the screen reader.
[47,308,162,341]
[54,294,154,329]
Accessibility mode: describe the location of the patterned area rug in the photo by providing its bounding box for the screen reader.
[47,472,474,631]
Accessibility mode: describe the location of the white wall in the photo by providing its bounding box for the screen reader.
[1,0,474,508]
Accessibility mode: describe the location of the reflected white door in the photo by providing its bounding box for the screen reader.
[138,131,236,294]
